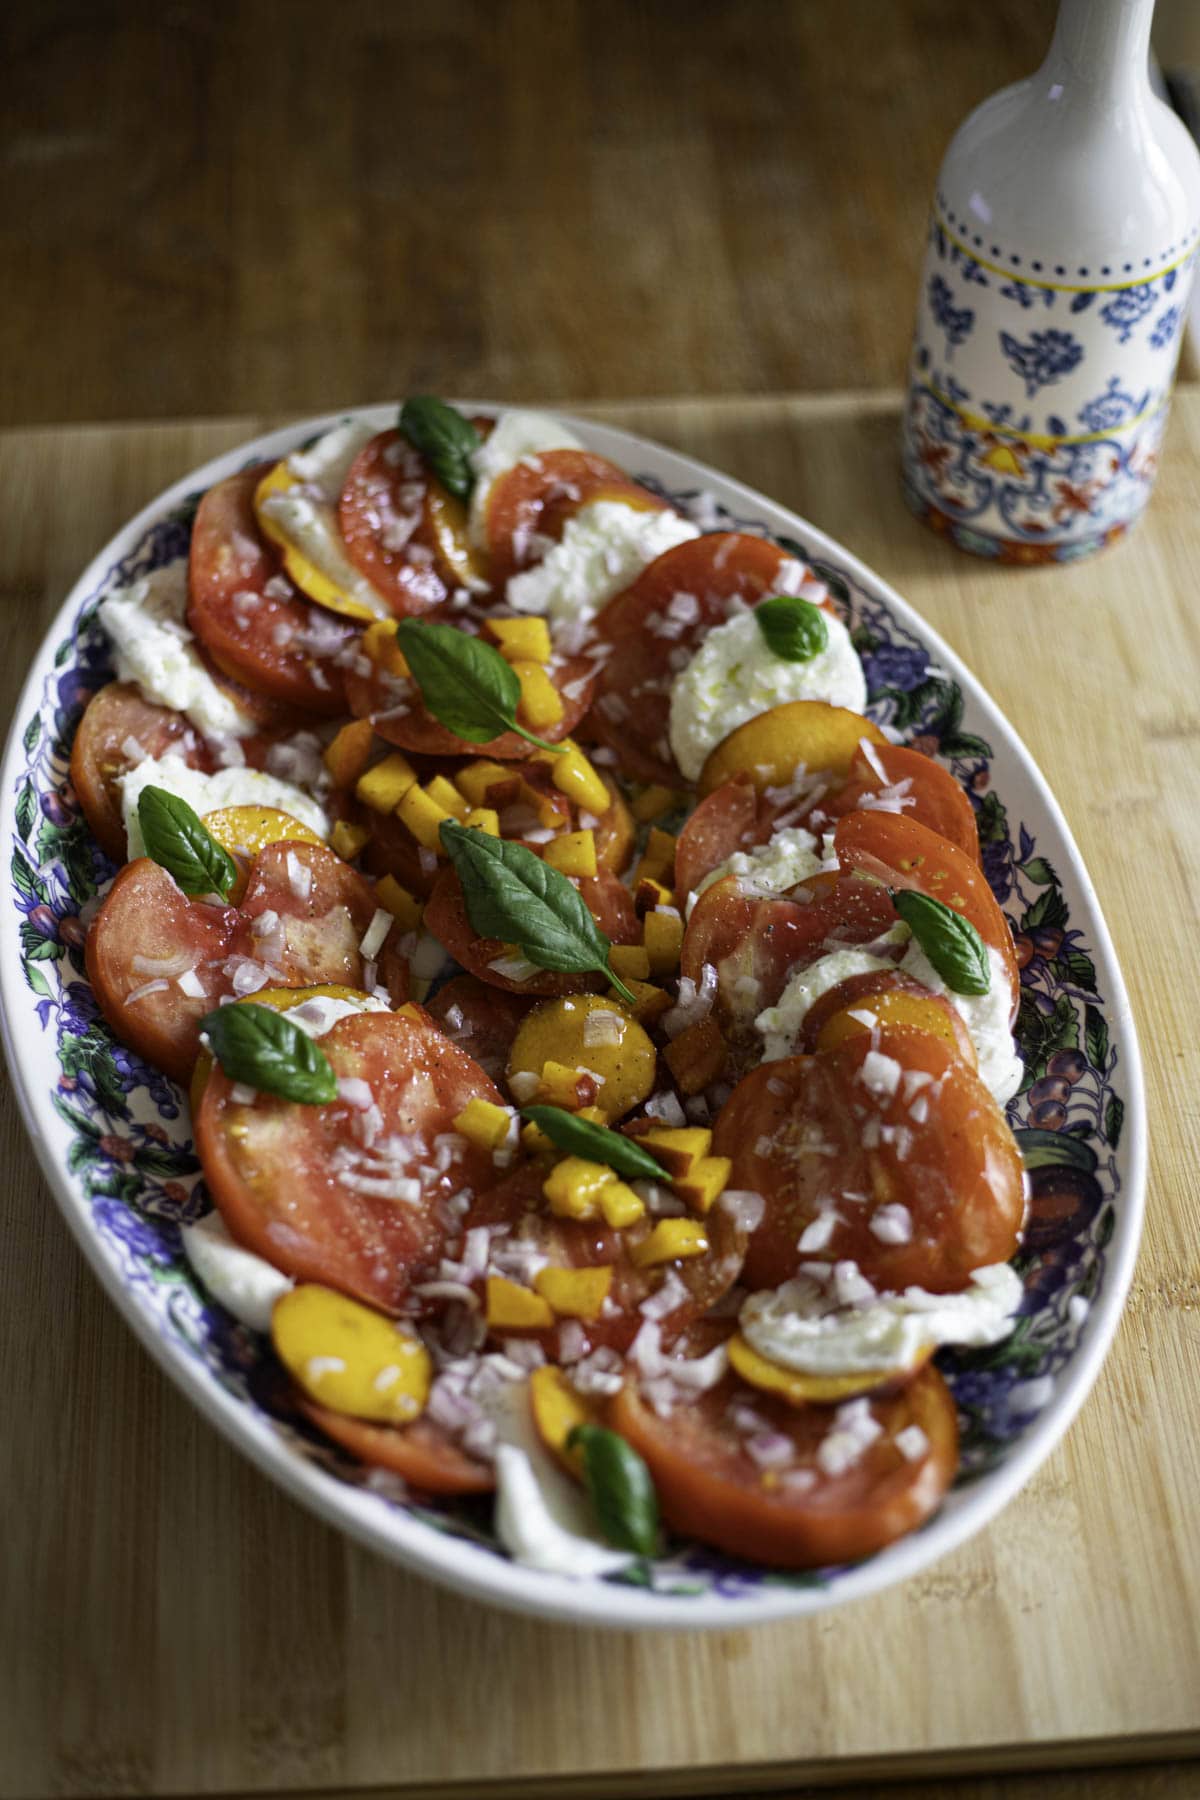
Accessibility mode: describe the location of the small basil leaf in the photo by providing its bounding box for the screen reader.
[892,888,990,996]
[397,396,481,500]
[394,619,562,753]
[521,1105,665,1183]
[567,1424,659,1556]
[754,594,829,663]
[439,821,637,1004]
[137,785,238,899]
[198,1002,338,1105]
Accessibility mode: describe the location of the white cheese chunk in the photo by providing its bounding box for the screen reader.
[99,560,257,740]
[120,753,330,858]
[506,500,699,646]
[467,409,584,548]
[754,930,911,1063]
[740,1262,1023,1378]
[898,939,1023,1105]
[181,1210,292,1333]
[668,604,868,782]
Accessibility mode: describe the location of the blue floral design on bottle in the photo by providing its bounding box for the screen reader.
[1097,283,1156,344]
[999,328,1085,398]
[999,279,1055,312]
[1076,376,1146,433]
[1149,304,1182,351]
[928,274,974,352]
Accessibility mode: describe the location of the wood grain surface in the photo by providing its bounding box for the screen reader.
[1,394,1198,1799]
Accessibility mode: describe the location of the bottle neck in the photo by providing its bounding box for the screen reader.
[1041,0,1155,107]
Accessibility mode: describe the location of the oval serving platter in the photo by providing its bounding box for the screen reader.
[0,405,1145,1630]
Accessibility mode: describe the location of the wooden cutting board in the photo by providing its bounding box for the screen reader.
[1,394,1198,1798]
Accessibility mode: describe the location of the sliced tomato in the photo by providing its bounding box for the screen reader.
[680,869,899,1052]
[588,534,818,785]
[69,682,211,862]
[674,776,761,900]
[85,859,240,1084]
[483,449,672,589]
[299,1398,494,1494]
[238,840,410,1003]
[609,1365,958,1568]
[188,466,356,714]
[834,811,1019,1020]
[196,1010,505,1312]
[817,743,980,864]
[338,426,490,618]
[711,1029,1026,1293]
[342,649,595,761]
[193,642,312,735]
[426,974,534,1081]
[424,865,639,996]
[464,1162,746,1353]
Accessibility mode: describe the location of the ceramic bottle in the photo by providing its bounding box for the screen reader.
[902,0,1200,562]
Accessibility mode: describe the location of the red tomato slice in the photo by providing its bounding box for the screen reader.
[85,859,241,1084]
[609,1365,958,1569]
[299,1399,494,1495]
[426,974,534,1081]
[834,811,1019,1020]
[588,535,819,785]
[196,1010,506,1312]
[483,449,671,589]
[817,744,981,864]
[86,843,409,1086]
[342,650,595,761]
[69,682,212,863]
[423,865,639,996]
[674,776,761,900]
[464,1163,747,1354]
[188,466,357,714]
[338,427,490,618]
[680,869,899,1053]
[712,1029,1026,1293]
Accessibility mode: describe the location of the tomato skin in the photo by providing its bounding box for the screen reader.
[239,840,410,1005]
[70,682,212,862]
[484,449,671,589]
[588,535,817,786]
[188,466,356,714]
[712,1030,1026,1293]
[299,1399,495,1495]
[609,1366,958,1569]
[426,974,534,1080]
[818,743,981,865]
[338,426,491,618]
[674,776,761,899]
[342,653,595,761]
[197,1011,505,1313]
[834,810,1019,1020]
[423,865,639,996]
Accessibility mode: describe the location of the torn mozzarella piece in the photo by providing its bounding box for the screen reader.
[100,560,257,739]
[754,930,911,1063]
[181,1211,293,1333]
[119,754,330,858]
[898,939,1023,1105]
[506,500,699,645]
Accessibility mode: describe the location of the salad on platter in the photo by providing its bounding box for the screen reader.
[63,399,1042,1579]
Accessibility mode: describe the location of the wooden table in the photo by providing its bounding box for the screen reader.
[2,394,1198,1797]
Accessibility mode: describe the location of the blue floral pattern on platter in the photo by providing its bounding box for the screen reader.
[904,209,1197,560]
[3,447,1130,1607]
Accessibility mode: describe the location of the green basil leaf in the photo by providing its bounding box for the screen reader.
[892,889,990,996]
[754,594,829,663]
[567,1424,659,1556]
[521,1105,665,1182]
[137,785,237,899]
[394,619,562,753]
[197,1002,338,1105]
[439,821,637,1004]
[397,396,481,500]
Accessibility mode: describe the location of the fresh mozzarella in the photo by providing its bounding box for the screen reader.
[690,826,825,914]
[477,1378,629,1578]
[899,939,1023,1104]
[181,1210,292,1333]
[668,603,867,782]
[99,560,257,740]
[754,930,912,1062]
[467,409,584,549]
[120,753,330,857]
[256,420,394,621]
[506,500,699,648]
[740,1262,1022,1378]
